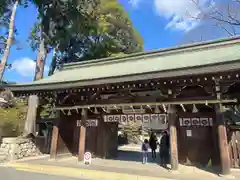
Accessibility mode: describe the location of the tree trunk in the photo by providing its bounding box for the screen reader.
[48,47,58,76]
[34,25,47,81]
[0,0,19,81]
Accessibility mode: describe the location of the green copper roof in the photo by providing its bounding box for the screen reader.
[3,36,240,90]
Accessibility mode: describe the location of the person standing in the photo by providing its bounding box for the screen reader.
[149,132,157,159]
[159,131,170,167]
[141,139,149,164]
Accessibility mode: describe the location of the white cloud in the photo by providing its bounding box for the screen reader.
[11,57,49,77]
[129,0,215,32]
[129,0,143,7]
[153,0,215,32]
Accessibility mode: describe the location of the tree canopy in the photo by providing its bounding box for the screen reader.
[29,0,143,75]
[0,0,143,79]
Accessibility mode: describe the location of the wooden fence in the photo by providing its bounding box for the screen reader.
[228,128,240,168]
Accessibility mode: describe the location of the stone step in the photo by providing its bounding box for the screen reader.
[0,156,6,162]
[0,158,7,163]
[0,148,8,153]
[0,152,6,157]
[0,150,7,156]
[0,154,6,158]
[0,147,6,150]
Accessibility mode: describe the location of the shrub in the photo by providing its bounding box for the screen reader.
[0,100,26,137]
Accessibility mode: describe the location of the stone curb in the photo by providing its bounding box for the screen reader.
[7,162,175,180]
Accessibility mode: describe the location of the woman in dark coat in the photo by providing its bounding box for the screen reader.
[149,132,157,159]
[160,131,170,167]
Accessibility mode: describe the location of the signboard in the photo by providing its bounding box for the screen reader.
[186,130,192,137]
[84,152,92,165]
[76,119,98,127]
[104,114,167,124]
[179,117,213,127]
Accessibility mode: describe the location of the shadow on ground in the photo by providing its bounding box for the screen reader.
[109,150,171,170]
[11,150,230,178]
[111,150,219,174]
[111,150,160,164]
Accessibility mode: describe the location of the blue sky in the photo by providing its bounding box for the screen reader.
[3,0,238,83]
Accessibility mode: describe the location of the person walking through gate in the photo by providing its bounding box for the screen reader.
[141,139,149,164]
[149,132,158,159]
[159,131,170,168]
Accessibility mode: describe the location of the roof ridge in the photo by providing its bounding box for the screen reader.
[62,36,240,70]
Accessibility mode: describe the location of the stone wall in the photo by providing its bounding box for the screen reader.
[0,137,42,161]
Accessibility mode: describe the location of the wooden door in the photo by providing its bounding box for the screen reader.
[177,113,216,167]
[85,126,98,157]
[105,122,118,158]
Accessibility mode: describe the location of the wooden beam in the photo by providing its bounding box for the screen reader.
[168,104,179,170]
[215,103,231,175]
[54,99,237,110]
[78,108,87,161]
[96,111,106,158]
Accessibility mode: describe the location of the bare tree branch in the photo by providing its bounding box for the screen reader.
[215,23,235,36]
[188,0,239,37]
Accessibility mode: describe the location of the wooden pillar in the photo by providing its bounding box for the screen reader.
[96,111,107,158]
[214,80,231,175]
[103,122,108,159]
[97,112,103,157]
[211,119,221,167]
[78,108,87,161]
[168,104,179,170]
[215,103,231,175]
[50,112,60,159]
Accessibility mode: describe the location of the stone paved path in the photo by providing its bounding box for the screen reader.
[3,148,240,180]
[6,151,240,180]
